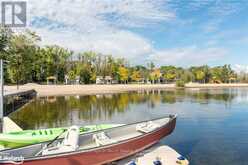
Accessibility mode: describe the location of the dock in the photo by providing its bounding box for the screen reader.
[112,144,189,165]
[3,89,37,116]
[4,89,36,97]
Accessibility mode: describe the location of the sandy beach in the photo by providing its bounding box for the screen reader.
[4,83,248,96]
[5,84,175,96]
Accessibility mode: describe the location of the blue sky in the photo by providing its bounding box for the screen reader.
[11,0,248,69]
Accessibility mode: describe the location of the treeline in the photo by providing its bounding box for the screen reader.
[0,27,245,85]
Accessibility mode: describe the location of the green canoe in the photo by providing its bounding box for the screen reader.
[0,124,123,149]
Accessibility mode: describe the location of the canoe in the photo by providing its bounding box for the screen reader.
[0,115,177,165]
[0,124,123,149]
[116,144,189,165]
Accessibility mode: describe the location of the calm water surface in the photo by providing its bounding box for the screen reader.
[9,88,248,165]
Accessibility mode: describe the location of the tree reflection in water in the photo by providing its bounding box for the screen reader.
[9,89,236,129]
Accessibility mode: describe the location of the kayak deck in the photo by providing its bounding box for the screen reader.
[0,124,123,148]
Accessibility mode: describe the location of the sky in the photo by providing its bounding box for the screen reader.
[2,0,248,69]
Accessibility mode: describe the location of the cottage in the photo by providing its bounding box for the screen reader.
[47,76,57,85]
[105,76,113,84]
[65,75,80,85]
[96,76,115,84]
[96,76,104,84]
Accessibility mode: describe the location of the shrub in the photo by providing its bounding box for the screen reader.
[176,80,185,87]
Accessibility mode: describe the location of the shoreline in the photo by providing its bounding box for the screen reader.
[4,83,248,97]
[185,83,248,88]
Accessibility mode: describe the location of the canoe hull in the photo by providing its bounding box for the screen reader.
[7,117,176,165]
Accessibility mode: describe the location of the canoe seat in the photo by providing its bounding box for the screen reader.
[136,121,160,133]
[93,132,116,146]
[42,126,79,155]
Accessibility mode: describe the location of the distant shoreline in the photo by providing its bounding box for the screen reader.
[185,83,248,88]
[4,83,248,97]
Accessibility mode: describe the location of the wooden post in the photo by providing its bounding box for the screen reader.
[0,59,4,133]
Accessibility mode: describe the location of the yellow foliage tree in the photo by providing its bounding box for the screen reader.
[150,69,161,83]
[131,71,142,82]
[163,70,176,82]
[118,66,129,83]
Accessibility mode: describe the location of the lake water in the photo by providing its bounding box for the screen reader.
[9,88,248,165]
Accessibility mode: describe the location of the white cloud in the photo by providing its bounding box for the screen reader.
[207,0,245,17]
[233,65,248,74]
[201,1,246,33]
[148,46,227,66]
[172,0,247,33]
[27,0,174,30]
[23,0,174,63]
[170,0,246,17]
[35,26,229,66]
[33,28,153,61]
[1,0,235,66]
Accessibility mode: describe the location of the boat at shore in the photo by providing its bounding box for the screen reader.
[0,124,123,149]
[0,115,176,165]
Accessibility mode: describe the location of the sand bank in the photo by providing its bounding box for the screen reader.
[4,83,248,96]
[4,84,175,96]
